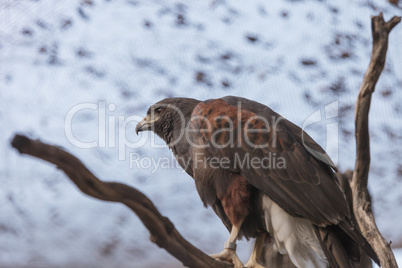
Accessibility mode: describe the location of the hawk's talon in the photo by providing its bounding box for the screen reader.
[244,260,265,268]
[210,248,244,268]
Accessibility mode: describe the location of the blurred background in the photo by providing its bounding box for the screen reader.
[1,0,401,267]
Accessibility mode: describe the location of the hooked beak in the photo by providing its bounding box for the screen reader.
[135,115,152,135]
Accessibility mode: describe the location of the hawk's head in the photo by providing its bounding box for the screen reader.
[136,97,200,143]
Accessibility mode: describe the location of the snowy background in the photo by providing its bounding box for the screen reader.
[1,0,401,267]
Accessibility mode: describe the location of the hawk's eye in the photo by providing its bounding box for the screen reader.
[155,107,162,114]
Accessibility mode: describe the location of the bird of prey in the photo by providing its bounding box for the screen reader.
[136,96,379,268]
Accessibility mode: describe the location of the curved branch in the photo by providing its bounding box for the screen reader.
[351,13,400,268]
[10,134,232,268]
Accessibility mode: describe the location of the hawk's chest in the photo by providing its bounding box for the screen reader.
[193,158,252,226]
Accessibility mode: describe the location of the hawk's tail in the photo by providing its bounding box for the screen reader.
[314,224,378,268]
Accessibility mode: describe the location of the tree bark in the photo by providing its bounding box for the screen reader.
[350,13,400,268]
[11,135,232,268]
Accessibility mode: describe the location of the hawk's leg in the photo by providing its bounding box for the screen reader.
[244,233,266,268]
[210,220,244,268]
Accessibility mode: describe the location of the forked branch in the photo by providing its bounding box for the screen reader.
[351,13,400,268]
[10,135,232,268]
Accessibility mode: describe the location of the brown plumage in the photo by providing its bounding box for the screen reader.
[136,96,379,268]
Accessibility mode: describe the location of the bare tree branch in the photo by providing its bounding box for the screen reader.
[351,13,401,268]
[10,134,232,268]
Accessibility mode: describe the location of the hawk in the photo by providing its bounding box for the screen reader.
[136,96,379,268]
